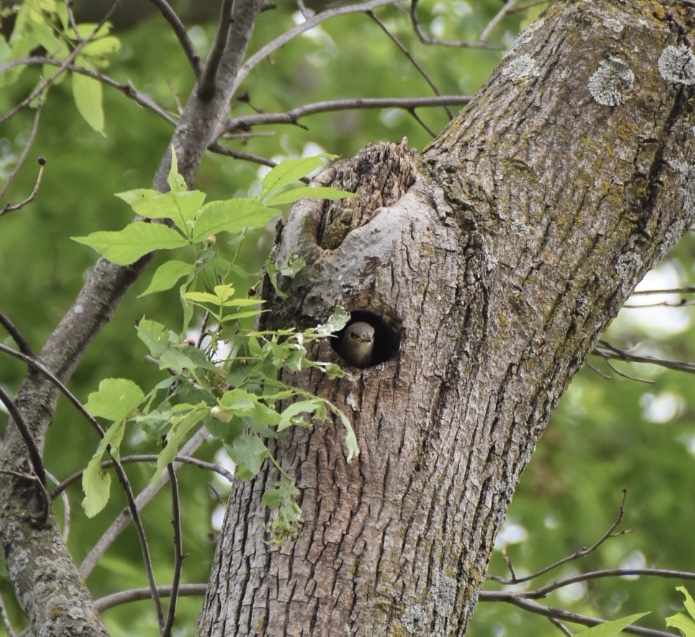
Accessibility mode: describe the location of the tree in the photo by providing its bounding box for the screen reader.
[1,0,695,636]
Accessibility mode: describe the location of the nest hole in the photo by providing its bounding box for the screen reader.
[332,310,400,367]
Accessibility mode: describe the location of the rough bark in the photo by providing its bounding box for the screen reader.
[198,1,695,635]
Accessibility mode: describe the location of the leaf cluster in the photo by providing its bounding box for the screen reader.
[76,152,356,542]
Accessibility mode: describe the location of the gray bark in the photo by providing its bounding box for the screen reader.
[197,1,695,635]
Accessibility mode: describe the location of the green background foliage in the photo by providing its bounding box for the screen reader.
[1,1,694,635]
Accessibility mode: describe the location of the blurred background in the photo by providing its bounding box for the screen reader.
[1,1,693,634]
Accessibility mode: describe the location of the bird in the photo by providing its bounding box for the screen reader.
[337,322,375,367]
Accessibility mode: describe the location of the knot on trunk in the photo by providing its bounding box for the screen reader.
[317,138,417,250]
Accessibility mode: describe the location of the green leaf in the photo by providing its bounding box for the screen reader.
[72,66,104,133]
[136,318,171,358]
[84,378,145,422]
[278,399,325,432]
[575,613,649,637]
[667,588,695,637]
[82,456,111,518]
[167,146,187,193]
[666,614,695,637]
[193,199,279,241]
[73,222,187,264]
[139,260,194,297]
[151,404,208,484]
[336,408,359,462]
[116,189,205,232]
[229,434,268,480]
[314,306,350,337]
[81,418,126,517]
[265,186,357,206]
[260,156,326,196]
[678,587,695,621]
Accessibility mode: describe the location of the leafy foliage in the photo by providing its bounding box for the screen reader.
[74,152,356,540]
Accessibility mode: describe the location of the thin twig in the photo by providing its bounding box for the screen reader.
[0,1,124,127]
[110,458,165,630]
[593,340,695,375]
[0,57,177,127]
[94,583,208,613]
[480,0,518,43]
[630,286,695,295]
[0,343,106,438]
[50,453,234,499]
[147,0,203,77]
[0,157,46,217]
[0,96,44,203]
[487,490,628,585]
[0,311,34,356]
[479,595,672,637]
[409,0,504,49]
[232,0,397,95]
[548,617,573,637]
[198,0,236,100]
[208,143,279,169]
[79,428,210,579]
[226,95,472,133]
[45,469,71,543]
[367,11,453,119]
[163,463,184,637]
[0,385,46,487]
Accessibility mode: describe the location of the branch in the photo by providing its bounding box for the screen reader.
[163,463,183,637]
[0,57,177,127]
[0,156,46,218]
[147,0,203,77]
[487,490,629,586]
[197,0,236,100]
[0,94,44,204]
[593,340,695,375]
[366,11,453,119]
[94,583,208,613]
[479,594,672,637]
[226,96,472,133]
[79,428,210,579]
[409,0,505,49]
[231,0,398,95]
[50,453,234,499]
[0,385,45,488]
[0,311,34,357]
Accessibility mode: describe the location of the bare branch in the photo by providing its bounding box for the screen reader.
[0,311,34,357]
[488,490,628,585]
[50,453,234,499]
[0,385,45,488]
[480,0,518,43]
[198,0,236,100]
[630,286,695,295]
[0,156,46,218]
[148,0,203,77]
[95,583,208,613]
[226,96,472,134]
[232,0,398,95]
[409,0,505,49]
[163,463,184,637]
[0,95,43,204]
[593,340,695,375]
[367,11,453,119]
[479,595,672,637]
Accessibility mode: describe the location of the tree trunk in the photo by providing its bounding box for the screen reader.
[197,1,695,635]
